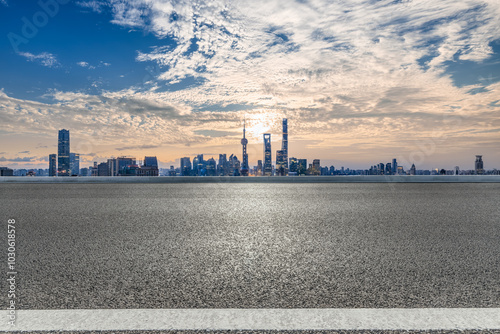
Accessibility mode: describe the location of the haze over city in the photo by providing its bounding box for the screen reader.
[1,0,499,170]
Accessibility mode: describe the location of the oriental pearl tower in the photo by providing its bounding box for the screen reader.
[240,117,249,176]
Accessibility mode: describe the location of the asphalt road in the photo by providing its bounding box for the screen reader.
[1,183,499,311]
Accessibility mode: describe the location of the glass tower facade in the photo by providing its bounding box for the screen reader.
[70,153,80,176]
[282,118,288,175]
[475,155,484,175]
[263,133,272,176]
[57,129,70,176]
[49,154,57,176]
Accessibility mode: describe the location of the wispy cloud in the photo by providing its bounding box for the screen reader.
[116,144,161,151]
[77,61,95,69]
[18,52,59,68]
[77,60,110,69]
[76,0,108,13]
[0,156,37,162]
[1,0,500,168]
[115,0,500,114]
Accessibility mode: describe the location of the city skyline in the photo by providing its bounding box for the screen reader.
[1,1,499,170]
[1,127,497,177]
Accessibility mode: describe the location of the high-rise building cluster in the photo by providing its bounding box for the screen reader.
[0,124,498,177]
[47,129,81,177]
[48,130,159,177]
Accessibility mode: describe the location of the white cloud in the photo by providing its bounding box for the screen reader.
[76,0,108,13]
[77,60,110,69]
[2,0,500,168]
[77,61,97,69]
[18,52,59,68]
[110,0,500,113]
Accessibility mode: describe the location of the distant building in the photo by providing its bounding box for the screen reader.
[206,158,217,176]
[475,155,484,175]
[107,159,117,176]
[312,159,321,175]
[392,158,397,175]
[97,162,108,176]
[117,157,136,175]
[385,163,392,175]
[192,156,199,175]
[228,154,240,176]
[217,154,227,176]
[137,166,159,176]
[140,156,159,176]
[0,167,13,176]
[195,154,205,176]
[121,164,140,176]
[240,119,249,176]
[289,157,298,174]
[298,159,307,175]
[49,154,57,176]
[70,153,80,176]
[57,129,70,176]
[410,164,416,175]
[263,133,272,176]
[281,118,288,175]
[144,156,158,168]
[180,157,192,176]
[257,160,263,176]
[276,150,286,176]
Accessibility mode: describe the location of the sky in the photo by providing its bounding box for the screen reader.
[0,0,499,170]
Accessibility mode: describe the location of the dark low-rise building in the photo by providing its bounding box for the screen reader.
[0,167,14,176]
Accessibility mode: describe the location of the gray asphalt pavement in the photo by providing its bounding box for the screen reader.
[1,183,499,310]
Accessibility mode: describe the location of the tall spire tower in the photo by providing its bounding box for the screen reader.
[240,117,249,176]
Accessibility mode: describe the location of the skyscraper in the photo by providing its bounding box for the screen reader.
[70,153,80,176]
[180,157,192,176]
[410,164,416,175]
[196,154,205,176]
[117,157,136,175]
[206,158,217,176]
[144,156,158,167]
[57,129,70,176]
[240,118,249,176]
[298,159,307,175]
[276,150,286,176]
[288,157,298,174]
[257,160,263,176]
[228,154,240,176]
[392,158,397,175]
[282,118,288,175]
[49,154,57,176]
[312,159,321,175]
[217,154,227,176]
[263,133,272,176]
[475,155,484,175]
